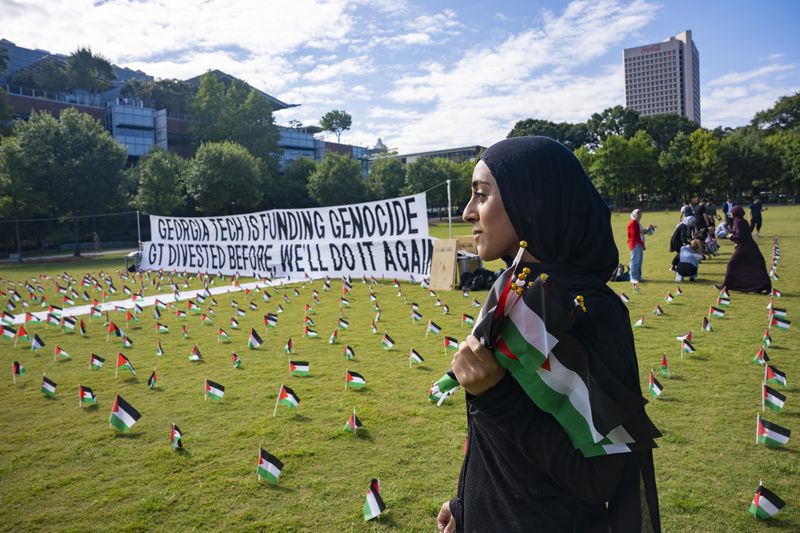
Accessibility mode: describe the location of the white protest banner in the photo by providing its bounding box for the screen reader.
[139,194,432,280]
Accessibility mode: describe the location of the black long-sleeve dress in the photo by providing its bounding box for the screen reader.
[722,217,771,293]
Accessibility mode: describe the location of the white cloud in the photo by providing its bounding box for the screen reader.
[707,63,795,87]
[303,56,374,82]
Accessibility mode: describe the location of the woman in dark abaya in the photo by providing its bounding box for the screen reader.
[722,205,771,293]
[437,136,660,533]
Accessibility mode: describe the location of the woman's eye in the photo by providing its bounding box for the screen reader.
[474,192,487,200]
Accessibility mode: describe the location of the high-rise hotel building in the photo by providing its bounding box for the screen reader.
[623,30,700,124]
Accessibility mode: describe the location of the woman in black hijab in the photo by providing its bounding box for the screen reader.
[437,136,660,533]
[722,205,771,293]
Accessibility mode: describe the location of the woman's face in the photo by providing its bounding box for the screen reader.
[462,161,520,261]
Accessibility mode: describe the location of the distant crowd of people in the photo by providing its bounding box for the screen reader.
[626,195,772,294]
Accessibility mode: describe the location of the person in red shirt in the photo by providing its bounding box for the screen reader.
[627,209,645,282]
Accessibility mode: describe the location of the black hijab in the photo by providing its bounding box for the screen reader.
[481,136,618,281]
[480,136,660,532]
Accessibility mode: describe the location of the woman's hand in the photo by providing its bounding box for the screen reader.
[451,335,506,396]
[437,501,456,532]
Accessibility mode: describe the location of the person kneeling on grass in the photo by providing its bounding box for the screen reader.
[673,239,703,282]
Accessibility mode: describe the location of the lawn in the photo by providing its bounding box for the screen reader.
[0,206,797,531]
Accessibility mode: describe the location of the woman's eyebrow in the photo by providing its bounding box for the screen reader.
[471,179,490,188]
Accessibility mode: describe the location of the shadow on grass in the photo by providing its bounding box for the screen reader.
[119,376,139,383]
[688,355,709,362]
[415,365,434,373]
[291,414,312,423]
[257,482,294,493]
[114,432,143,439]
[656,396,680,403]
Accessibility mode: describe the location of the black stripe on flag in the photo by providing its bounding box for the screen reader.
[115,395,142,421]
[206,379,225,392]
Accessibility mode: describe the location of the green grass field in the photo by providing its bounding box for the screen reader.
[1,207,797,531]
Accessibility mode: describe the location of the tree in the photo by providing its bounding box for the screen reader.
[751,91,800,133]
[765,129,800,196]
[307,152,365,206]
[274,157,318,208]
[320,110,352,143]
[229,89,280,160]
[65,48,116,96]
[720,130,781,197]
[185,141,266,215]
[401,157,458,208]
[587,106,640,148]
[120,78,194,114]
[573,146,595,181]
[189,73,228,143]
[658,132,693,203]
[507,118,590,150]
[129,149,187,215]
[686,129,725,195]
[8,56,69,93]
[366,157,406,200]
[638,114,700,153]
[0,109,127,253]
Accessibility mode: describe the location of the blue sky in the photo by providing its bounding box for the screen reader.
[2,0,798,153]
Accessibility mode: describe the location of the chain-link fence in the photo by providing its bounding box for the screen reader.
[0,211,152,260]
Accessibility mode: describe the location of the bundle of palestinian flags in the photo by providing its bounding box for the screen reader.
[430,244,659,458]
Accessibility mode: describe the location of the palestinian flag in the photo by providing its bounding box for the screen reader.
[156,340,165,356]
[633,316,644,328]
[664,293,674,303]
[771,288,781,298]
[108,322,122,337]
[442,304,450,315]
[230,317,240,329]
[344,345,355,360]
[1,325,15,340]
[763,384,785,413]
[231,352,242,368]
[411,302,419,312]
[176,310,186,319]
[371,320,378,334]
[41,376,57,397]
[79,385,97,405]
[48,305,63,317]
[749,484,785,520]
[17,325,30,342]
[472,298,482,308]
[767,305,787,318]
[411,310,423,322]
[12,361,25,377]
[155,299,167,310]
[171,423,183,450]
[444,336,459,350]
[344,410,364,433]
[284,337,293,354]
[90,306,102,319]
[338,318,349,330]
[380,333,395,350]
[122,335,133,348]
[427,320,441,335]
[681,340,696,355]
[200,313,213,325]
[290,361,310,377]
[757,415,790,447]
[205,379,225,401]
[147,369,158,389]
[660,353,669,378]
[718,286,729,298]
[276,304,284,314]
[62,316,77,331]
[709,306,725,318]
[26,312,43,323]
[765,365,787,389]
[117,353,136,375]
[125,310,138,323]
[264,313,278,328]
[409,349,424,365]
[676,331,692,342]
[54,345,71,359]
[236,308,246,317]
[109,394,141,432]
[702,317,712,332]
[187,300,200,312]
[278,385,300,408]
[79,319,87,336]
[753,347,769,365]
[340,297,350,308]
[648,371,663,399]
[46,313,60,326]
[257,448,284,484]
[248,329,263,349]
[346,370,366,389]
[675,286,683,296]
[218,328,231,342]
[763,330,772,348]
[363,479,386,521]
[619,292,630,303]
[189,344,203,361]
[770,316,790,330]
[90,354,105,370]
[156,323,169,334]
[181,325,189,338]
[328,329,338,344]
[717,296,731,307]
[304,325,318,338]
[31,334,45,351]
[653,305,663,316]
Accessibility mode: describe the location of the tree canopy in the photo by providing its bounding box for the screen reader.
[307,152,365,206]
[320,110,352,143]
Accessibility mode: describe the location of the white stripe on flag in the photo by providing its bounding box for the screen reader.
[114,407,137,428]
[507,297,558,356]
[759,495,781,516]
[208,385,224,397]
[42,382,56,393]
[366,492,382,517]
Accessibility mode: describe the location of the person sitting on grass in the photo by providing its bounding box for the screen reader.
[673,239,703,282]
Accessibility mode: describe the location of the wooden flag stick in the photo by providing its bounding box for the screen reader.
[756,414,760,444]
[761,383,765,412]
[12,367,16,386]
[78,386,81,408]
[272,385,282,417]
[257,445,261,481]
